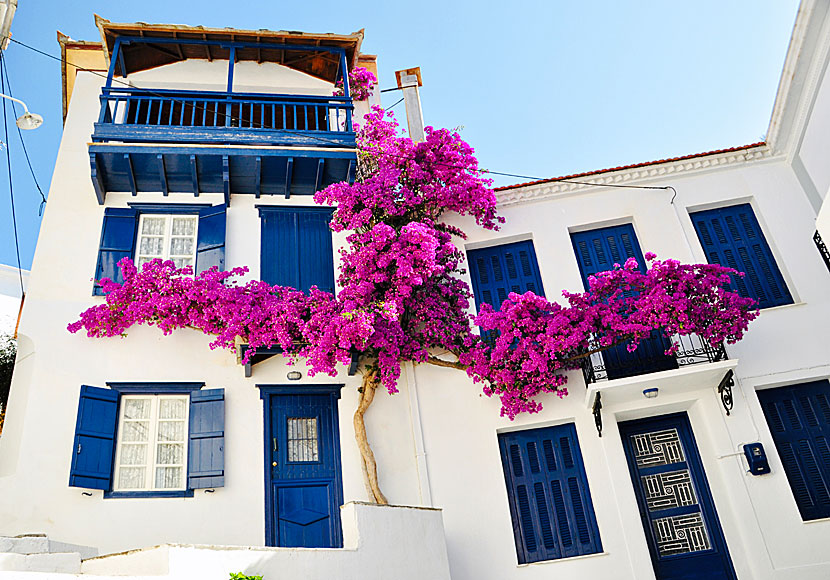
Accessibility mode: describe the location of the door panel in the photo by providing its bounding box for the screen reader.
[619,414,736,580]
[265,389,343,548]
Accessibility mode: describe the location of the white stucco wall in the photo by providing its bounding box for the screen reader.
[0,265,27,335]
[2,28,830,580]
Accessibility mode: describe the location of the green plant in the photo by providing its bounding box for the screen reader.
[229,573,263,580]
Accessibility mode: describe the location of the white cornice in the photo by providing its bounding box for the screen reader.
[495,145,780,208]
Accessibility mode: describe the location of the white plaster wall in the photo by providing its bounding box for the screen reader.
[0,265,27,335]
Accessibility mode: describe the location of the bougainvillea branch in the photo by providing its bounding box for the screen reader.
[69,108,759,502]
[333,66,378,101]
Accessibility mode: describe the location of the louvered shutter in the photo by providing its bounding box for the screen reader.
[498,424,602,563]
[188,388,225,489]
[467,240,545,312]
[196,204,226,273]
[570,224,675,378]
[259,207,334,293]
[69,386,120,490]
[93,208,139,295]
[758,381,830,521]
[691,204,792,309]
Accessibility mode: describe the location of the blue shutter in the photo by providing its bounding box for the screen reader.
[467,240,545,311]
[93,208,139,295]
[69,386,119,490]
[259,207,334,293]
[691,204,792,309]
[570,224,675,378]
[196,204,226,273]
[757,381,830,521]
[188,388,225,489]
[498,424,602,564]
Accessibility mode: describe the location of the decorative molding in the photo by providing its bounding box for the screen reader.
[495,145,779,208]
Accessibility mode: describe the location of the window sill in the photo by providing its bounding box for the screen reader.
[104,490,195,499]
[517,550,608,567]
[760,301,806,312]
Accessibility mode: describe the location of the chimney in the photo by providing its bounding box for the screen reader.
[395,67,425,143]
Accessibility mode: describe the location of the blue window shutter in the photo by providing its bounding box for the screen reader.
[691,204,792,309]
[188,388,225,489]
[498,424,602,564]
[570,223,646,286]
[94,208,139,295]
[259,207,334,293]
[758,381,830,521]
[298,209,335,294]
[196,204,226,273]
[467,240,545,311]
[69,385,119,490]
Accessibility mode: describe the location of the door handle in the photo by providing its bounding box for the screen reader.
[273,437,278,452]
[272,462,277,467]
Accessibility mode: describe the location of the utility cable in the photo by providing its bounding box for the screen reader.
[1,52,25,296]
[8,36,677,194]
[0,55,47,215]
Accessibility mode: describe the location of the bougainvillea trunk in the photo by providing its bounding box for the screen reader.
[353,368,388,504]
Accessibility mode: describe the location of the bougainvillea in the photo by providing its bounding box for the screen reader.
[69,106,758,419]
[333,66,378,101]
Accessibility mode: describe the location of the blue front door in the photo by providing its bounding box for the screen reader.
[263,387,343,548]
[619,414,736,580]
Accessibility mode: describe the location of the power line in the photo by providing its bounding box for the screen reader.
[385,97,404,111]
[0,55,47,215]
[8,36,677,195]
[1,52,25,296]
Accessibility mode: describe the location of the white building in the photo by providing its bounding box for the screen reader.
[1,3,830,579]
[0,264,27,335]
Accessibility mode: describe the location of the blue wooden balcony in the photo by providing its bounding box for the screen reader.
[88,87,357,204]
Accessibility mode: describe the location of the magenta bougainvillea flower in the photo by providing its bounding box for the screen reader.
[333,66,378,101]
[69,109,758,419]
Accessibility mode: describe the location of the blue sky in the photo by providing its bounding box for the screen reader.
[0,1,800,271]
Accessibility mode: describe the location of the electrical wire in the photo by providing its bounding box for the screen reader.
[0,52,25,296]
[385,97,404,111]
[0,55,47,215]
[8,36,677,194]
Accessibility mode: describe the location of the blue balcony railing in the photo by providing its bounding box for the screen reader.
[92,87,355,148]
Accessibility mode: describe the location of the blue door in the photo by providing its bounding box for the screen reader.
[571,225,676,379]
[263,387,343,548]
[619,413,736,580]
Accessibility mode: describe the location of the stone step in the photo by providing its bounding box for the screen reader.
[0,534,97,559]
[0,551,81,574]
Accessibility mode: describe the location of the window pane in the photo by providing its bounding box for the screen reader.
[124,398,151,419]
[156,443,184,465]
[120,443,147,466]
[141,216,166,235]
[118,467,145,490]
[171,217,196,236]
[159,398,187,420]
[155,466,183,489]
[121,421,150,442]
[157,421,185,442]
[139,237,164,255]
[287,417,319,462]
[169,237,194,256]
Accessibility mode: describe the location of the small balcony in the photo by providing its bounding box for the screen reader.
[580,333,727,385]
[89,87,356,204]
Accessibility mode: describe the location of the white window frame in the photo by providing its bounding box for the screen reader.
[113,394,190,492]
[135,213,199,270]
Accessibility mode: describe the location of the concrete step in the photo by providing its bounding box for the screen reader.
[0,534,97,559]
[0,551,81,573]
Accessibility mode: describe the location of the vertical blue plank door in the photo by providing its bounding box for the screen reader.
[619,413,736,580]
[570,224,676,379]
[264,387,343,548]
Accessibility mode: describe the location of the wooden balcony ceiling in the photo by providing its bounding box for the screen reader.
[94,15,364,83]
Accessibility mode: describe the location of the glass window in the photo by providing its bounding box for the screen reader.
[136,214,199,270]
[113,395,189,492]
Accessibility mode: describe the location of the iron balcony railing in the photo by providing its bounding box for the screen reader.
[92,87,355,147]
[580,333,727,385]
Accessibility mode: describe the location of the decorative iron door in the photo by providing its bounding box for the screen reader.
[619,413,736,580]
[264,387,343,548]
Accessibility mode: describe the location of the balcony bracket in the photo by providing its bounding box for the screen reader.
[717,369,735,416]
[592,392,603,437]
